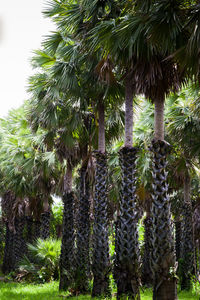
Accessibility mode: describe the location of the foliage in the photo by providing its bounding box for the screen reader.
[52,202,63,226]
[18,238,61,283]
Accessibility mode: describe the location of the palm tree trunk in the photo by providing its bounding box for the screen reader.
[175,218,182,262]
[59,163,75,291]
[92,151,110,297]
[26,216,34,244]
[2,222,14,274]
[34,220,41,240]
[154,99,164,141]
[142,213,153,287]
[92,100,110,297]
[114,79,141,299]
[151,98,177,300]
[13,217,26,269]
[40,211,51,240]
[75,166,90,293]
[125,78,134,147]
[180,174,194,290]
[115,147,141,299]
[98,101,105,153]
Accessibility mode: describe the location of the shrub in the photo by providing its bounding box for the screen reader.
[18,238,61,283]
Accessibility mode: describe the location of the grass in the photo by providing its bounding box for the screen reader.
[0,281,199,300]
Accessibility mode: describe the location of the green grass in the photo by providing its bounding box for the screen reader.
[0,281,198,299]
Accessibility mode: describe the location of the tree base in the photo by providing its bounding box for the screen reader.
[153,278,177,300]
[92,275,111,298]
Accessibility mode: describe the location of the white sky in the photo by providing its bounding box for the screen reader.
[0,1,55,118]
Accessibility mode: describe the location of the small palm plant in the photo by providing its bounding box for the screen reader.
[18,238,61,283]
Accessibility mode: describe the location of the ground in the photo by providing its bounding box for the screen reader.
[0,281,198,299]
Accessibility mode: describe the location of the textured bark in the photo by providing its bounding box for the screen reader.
[175,220,182,262]
[180,175,194,290]
[40,211,51,240]
[154,99,165,141]
[114,147,140,299]
[75,166,90,293]
[34,220,41,240]
[150,140,177,300]
[92,151,110,297]
[125,80,134,147]
[2,222,14,274]
[142,215,153,287]
[98,102,105,153]
[13,217,26,269]
[59,192,75,291]
[64,161,73,193]
[26,216,34,244]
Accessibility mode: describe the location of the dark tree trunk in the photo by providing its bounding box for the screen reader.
[2,222,14,274]
[180,175,194,290]
[114,147,140,299]
[142,214,153,287]
[92,151,110,298]
[26,216,34,244]
[75,166,90,293]
[13,217,26,269]
[150,140,177,300]
[175,219,182,262]
[34,220,41,240]
[40,211,51,240]
[59,192,75,291]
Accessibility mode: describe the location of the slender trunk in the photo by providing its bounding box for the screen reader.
[154,99,165,141]
[142,213,153,287]
[64,160,73,193]
[75,166,90,293]
[92,152,110,297]
[115,147,141,299]
[175,219,182,262]
[150,139,177,300]
[180,174,194,290]
[125,79,134,147]
[59,166,75,291]
[98,101,105,153]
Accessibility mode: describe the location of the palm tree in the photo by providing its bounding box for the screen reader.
[166,89,200,290]
[91,2,186,297]
[43,3,124,295]
[0,105,59,272]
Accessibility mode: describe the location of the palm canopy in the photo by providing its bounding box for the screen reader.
[28,22,125,153]
[0,105,60,219]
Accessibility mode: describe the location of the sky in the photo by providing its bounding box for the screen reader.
[0,1,55,118]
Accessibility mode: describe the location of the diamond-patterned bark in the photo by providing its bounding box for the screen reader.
[75,166,90,292]
[180,202,194,290]
[13,217,26,269]
[26,216,34,244]
[2,222,14,274]
[40,211,51,240]
[92,151,110,297]
[175,220,182,262]
[142,215,153,286]
[59,192,75,291]
[34,220,41,240]
[150,140,177,300]
[114,147,141,299]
